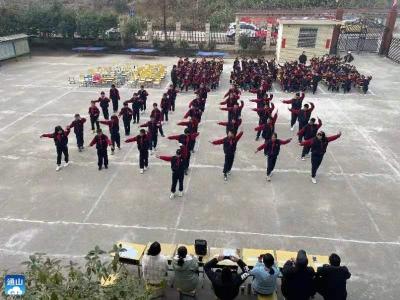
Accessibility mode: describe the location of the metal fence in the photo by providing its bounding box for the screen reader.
[388,37,400,63]
[136,30,234,44]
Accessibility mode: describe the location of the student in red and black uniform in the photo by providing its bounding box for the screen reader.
[253,105,276,141]
[177,117,199,134]
[195,83,210,100]
[100,115,120,154]
[300,131,342,184]
[95,91,111,120]
[124,93,141,124]
[220,100,244,123]
[89,129,112,170]
[150,103,165,136]
[139,117,162,153]
[125,129,150,174]
[119,103,133,136]
[40,126,70,171]
[218,118,242,136]
[281,92,305,131]
[220,92,239,109]
[160,93,171,122]
[249,93,273,111]
[184,106,203,123]
[88,101,100,133]
[157,149,186,199]
[69,114,86,151]
[255,133,292,181]
[137,85,149,114]
[109,84,120,113]
[167,128,199,174]
[167,84,179,112]
[298,118,322,160]
[289,102,315,133]
[210,131,244,181]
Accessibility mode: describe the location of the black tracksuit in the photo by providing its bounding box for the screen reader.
[69,118,86,148]
[138,89,148,112]
[298,122,321,157]
[110,88,120,112]
[129,134,150,169]
[315,265,351,300]
[281,261,316,300]
[159,155,185,193]
[167,88,178,111]
[204,258,250,300]
[212,132,243,176]
[90,134,110,168]
[119,107,133,135]
[262,139,289,176]
[98,97,110,120]
[140,121,160,150]
[100,118,120,151]
[283,94,304,127]
[88,106,100,131]
[132,98,141,123]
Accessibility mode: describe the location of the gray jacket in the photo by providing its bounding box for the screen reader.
[172,255,199,292]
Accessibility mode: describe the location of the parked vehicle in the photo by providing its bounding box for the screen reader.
[226,22,257,39]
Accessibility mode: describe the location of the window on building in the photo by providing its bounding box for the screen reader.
[297,28,318,48]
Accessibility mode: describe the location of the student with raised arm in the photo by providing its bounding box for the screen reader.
[300,131,342,184]
[167,129,199,174]
[88,101,100,133]
[256,133,292,181]
[288,102,315,132]
[220,100,244,123]
[254,110,278,141]
[119,102,133,136]
[156,149,186,199]
[218,118,242,136]
[94,91,111,120]
[68,114,86,152]
[40,126,70,171]
[210,131,244,181]
[99,114,121,155]
[139,117,163,154]
[281,92,305,131]
[125,129,150,174]
[298,118,322,159]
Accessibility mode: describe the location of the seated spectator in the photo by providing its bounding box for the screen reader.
[249,253,280,297]
[343,51,354,63]
[315,253,351,300]
[141,242,168,296]
[204,255,250,300]
[281,249,316,300]
[172,246,199,293]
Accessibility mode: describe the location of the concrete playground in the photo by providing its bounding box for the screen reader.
[0,52,399,299]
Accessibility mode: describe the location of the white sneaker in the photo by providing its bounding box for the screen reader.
[56,165,62,171]
[301,157,306,161]
[311,177,317,184]
[144,166,148,171]
[140,169,144,174]
[224,175,228,181]
[64,162,69,167]
[266,175,271,181]
[290,126,294,131]
[227,171,231,176]
[178,191,183,197]
[170,193,175,199]
[150,150,154,155]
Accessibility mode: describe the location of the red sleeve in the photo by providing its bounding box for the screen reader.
[250,99,261,103]
[309,102,315,112]
[218,122,228,126]
[211,138,225,145]
[224,91,229,97]
[239,101,244,109]
[167,135,180,140]
[81,118,87,123]
[99,120,111,126]
[219,100,227,105]
[256,143,266,152]
[270,102,275,112]
[327,133,341,143]
[220,107,229,111]
[235,131,244,142]
[69,121,75,128]
[289,108,300,115]
[249,88,258,93]
[252,108,261,112]
[300,138,314,147]
[191,132,200,140]
[158,155,172,162]
[124,99,133,104]
[317,118,322,129]
[267,94,274,101]
[184,110,190,118]
[139,123,148,128]
[272,111,278,125]
[125,136,138,143]
[106,136,112,145]
[282,99,294,104]
[300,92,305,100]
[177,121,189,126]
[65,129,71,136]
[41,133,54,138]
[188,100,194,108]
[297,127,305,136]
[89,137,97,146]
[280,139,292,145]
[254,124,264,131]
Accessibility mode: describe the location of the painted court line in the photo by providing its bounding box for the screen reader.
[0,90,73,133]
[0,217,399,247]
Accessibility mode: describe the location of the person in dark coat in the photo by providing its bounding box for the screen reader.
[100,115,121,155]
[40,126,70,171]
[298,118,322,159]
[88,101,100,133]
[109,84,120,113]
[299,51,307,64]
[281,249,316,300]
[95,91,110,120]
[139,117,162,154]
[89,129,112,171]
[157,149,186,199]
[210,131,244,181]
[119,102,133,136]
[282,92,305,131]
[255,133,292,181]
[68,114,86,151]
[343,51,354,63]
[124,93,141,124]
[315,253,351,300]
[125,129,150,174]
[204,255,250,300]
[137,85,149,114]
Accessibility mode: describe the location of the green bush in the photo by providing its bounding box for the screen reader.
[177,39,190,49]
[251,38,265,51]
[1,245,150,300]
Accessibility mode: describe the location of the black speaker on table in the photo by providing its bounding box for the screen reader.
[194,239,207,256]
